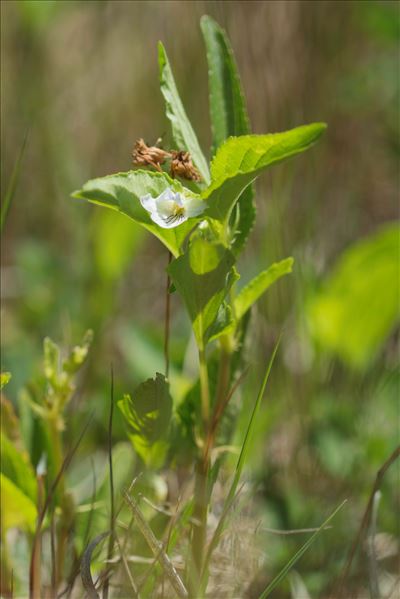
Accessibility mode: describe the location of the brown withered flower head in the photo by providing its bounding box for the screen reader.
[132,138,170,172]
[170,150,201,182]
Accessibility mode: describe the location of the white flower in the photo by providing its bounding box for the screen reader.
[140,188,206,229]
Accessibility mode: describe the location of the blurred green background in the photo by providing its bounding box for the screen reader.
[1,1,399,596]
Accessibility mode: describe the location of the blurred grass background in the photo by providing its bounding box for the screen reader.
[1,1,399,596]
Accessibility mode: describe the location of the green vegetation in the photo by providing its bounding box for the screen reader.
[1,2,398,598]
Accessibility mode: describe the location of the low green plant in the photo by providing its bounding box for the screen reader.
[1,332,92,597]
[1,14,339,599]
[71,14,328,598]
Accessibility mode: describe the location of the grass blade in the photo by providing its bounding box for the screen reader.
[81,532,110,599]
[1,131,28,232]
[201,337,281,584]
[258,499,348,598]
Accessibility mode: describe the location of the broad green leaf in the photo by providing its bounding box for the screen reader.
[0,435,37,502]
[0,473,37,532]
[234,257,294,320]
[200,15,255,254]
[118,373,172,469]
[308,224,400,368]
[72,170,202,257]
[0,372,11,390]
[204,124,327,222]
[167,236,237,344]
[158,42,210,184]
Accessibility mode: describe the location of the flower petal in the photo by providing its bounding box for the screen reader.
[140,194,157,213]
[149,211,188,229]
[184,198,206,218]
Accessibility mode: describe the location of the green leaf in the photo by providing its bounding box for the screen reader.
[0,473,37,532]
[258,500,347,598]
[158,42,210,184]
[200,15,250,155]
[72,169,202,257]
[118,373,172,469]
[167,236,237,345]
[206,302,235,343]
[1,131,28,232]
[234,257,294,320]
[204,124,327,222]
[0,435,37,503]
[200,15,255,254]
[0,372,12,390]
[308,224,400,368]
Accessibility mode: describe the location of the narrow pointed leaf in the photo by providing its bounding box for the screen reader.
[234,257,294,320]
[1,131,28,232]
[201,339,280,583]
[200,15,255,254]
[204,124,327,222]
[158,42,210,184]
[200,15,250,154]
[258,500,347,598]
[72,170,201,257]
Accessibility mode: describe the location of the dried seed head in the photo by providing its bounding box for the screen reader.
[132,138,170,172]
[170,150,201,182]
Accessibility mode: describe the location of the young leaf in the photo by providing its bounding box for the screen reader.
[206,302,235,343]
[72,170,200,257]
[118,373,172,469]
[234,257,294,320]
[200,15,255,254]
[0,372,11,390]
[167,236,237,345]
[204,124,327,222]
[158,42,210,184]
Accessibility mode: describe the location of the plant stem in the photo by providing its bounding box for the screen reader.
[48,415,70,588]
[214,342,231,424]
[164,251,172,378]
[191,455,209,592]
[189,345,211,593]
[198,346,210,430]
